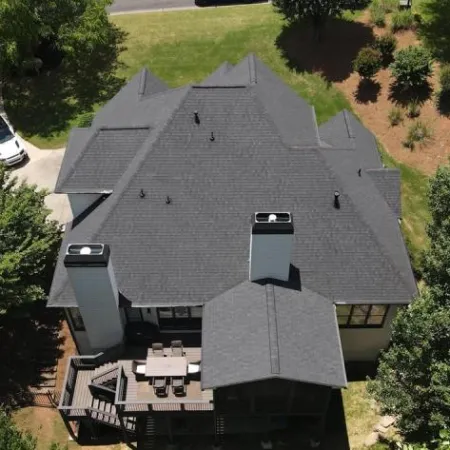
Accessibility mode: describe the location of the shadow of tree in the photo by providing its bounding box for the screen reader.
[3,24,127,140]
[275,18,375,82]
[355,79,381,103]
[418,0,450,62]
[436,91,450,116]
[0,301,64,408]
[388,81,432,107]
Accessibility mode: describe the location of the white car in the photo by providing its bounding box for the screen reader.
[0,116,28,167]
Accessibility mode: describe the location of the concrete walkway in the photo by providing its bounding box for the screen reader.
[10,139,72,225]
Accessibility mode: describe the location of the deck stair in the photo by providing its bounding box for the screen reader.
[90,397,135,432]
[137,416,156,450]
[91,362,119,389]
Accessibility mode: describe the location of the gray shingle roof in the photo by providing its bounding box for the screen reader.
[48,55,416,309]
[367,168,401,218]
[55,127,151,193]
[202,281,347,389]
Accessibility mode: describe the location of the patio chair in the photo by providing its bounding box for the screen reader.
[171,340,184,357]
[172,376,186,396]
[153,376,167,396]
[131,360,147,381]
[151,342,164,357]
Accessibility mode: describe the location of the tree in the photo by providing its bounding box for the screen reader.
[0,0,115,79]
[353,47,383,79]
[423,164,450,300]
[0,407,36,450]
[389,46,433,90]
[272,0,370,40]
[368,163,450,443]
[0,164,61,312]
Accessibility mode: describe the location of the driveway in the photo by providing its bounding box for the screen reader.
[11,139,72,225]
[108,0,196,13]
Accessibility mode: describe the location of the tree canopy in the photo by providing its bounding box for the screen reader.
[272,0,369,38]
[0,164,61,313]
[368,162,450,444]
[0,0,114,78]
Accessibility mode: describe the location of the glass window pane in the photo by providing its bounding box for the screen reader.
[367,315,384,325]
[370,305,387,316]
[352,305,370,316]
[158,307,173,318]
[69,308,85,331]
[190,306,202,318]
[350,314,366,325]
[338,315,349,326]
[336,305,351,316]
[174,307,189,318]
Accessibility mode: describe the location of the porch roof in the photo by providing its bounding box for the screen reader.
[201,280,347,390]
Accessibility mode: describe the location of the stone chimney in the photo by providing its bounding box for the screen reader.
[64,244,124,352]
[249,213,294,282]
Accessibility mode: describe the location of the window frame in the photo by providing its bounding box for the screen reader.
[157,306,202,330]
[67,307,85,332]
[336,304,390,328]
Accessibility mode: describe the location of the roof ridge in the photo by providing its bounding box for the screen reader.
[138,68,148,97]
[265,283,280,375]
[248,53,257,85]
[343,110,355,139]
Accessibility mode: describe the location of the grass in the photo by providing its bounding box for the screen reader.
[380,148,430,274]
[4,5,349,148]
[342,382,382,450]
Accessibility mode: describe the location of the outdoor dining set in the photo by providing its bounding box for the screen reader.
[131,340,201,397]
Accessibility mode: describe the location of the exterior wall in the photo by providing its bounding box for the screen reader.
[339,306,399,361]
[66,260,124,352]
[64,308,93,355]
[68,193,102,218]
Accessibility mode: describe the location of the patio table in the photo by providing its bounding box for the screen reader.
[145,356,187,377]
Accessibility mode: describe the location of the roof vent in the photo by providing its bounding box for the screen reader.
[210,131,215,142]
[194,111,200,125]
[334,191,340,209]
[358,168,362,177]
[139,189,146,198]
[166,195,172,204]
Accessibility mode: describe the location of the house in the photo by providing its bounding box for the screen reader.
[48,54,417,447]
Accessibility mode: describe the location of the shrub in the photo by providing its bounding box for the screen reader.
[353,47,383,79]
[390,46,433,89]
[77,112,95,128]
[388,106,403,126]
[391,10,415,32]
[370,1,386,27]
[437,64,450,116]
[407,100,421,118]
[380,0,398,13]
[403,120,433,149]
[373,34,397,63]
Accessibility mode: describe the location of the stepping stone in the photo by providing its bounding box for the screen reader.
[364,432,379,447]
[380,416,396,428]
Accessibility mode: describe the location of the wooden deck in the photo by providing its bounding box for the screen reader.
[72,369,95,407]
[122,347,213,405]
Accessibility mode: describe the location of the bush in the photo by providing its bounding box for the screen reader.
[373,34,397,63]
[370,1,386,27]
[391,9,415,32]
[390,46,433,89]
[404,120,433,149]
[407,100,421,118]
[380,0,398,13]
[77,112,95,128]
[388,106,403,126]
[353,47,383,79]
[437,64,450,116]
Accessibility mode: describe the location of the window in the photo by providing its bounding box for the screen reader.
[336,305,389,328]
[67,308,85,331]
[157,307,202,330]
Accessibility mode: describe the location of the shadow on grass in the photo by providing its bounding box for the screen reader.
[418,0,450,62]
[0,301,64,408]
[355,79,381,103]
[388,81,432,107]
[275,18,375,82]
[3,24,127,141]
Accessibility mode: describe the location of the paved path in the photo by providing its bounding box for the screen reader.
[108,0,197,13]
[11,139,72,225]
